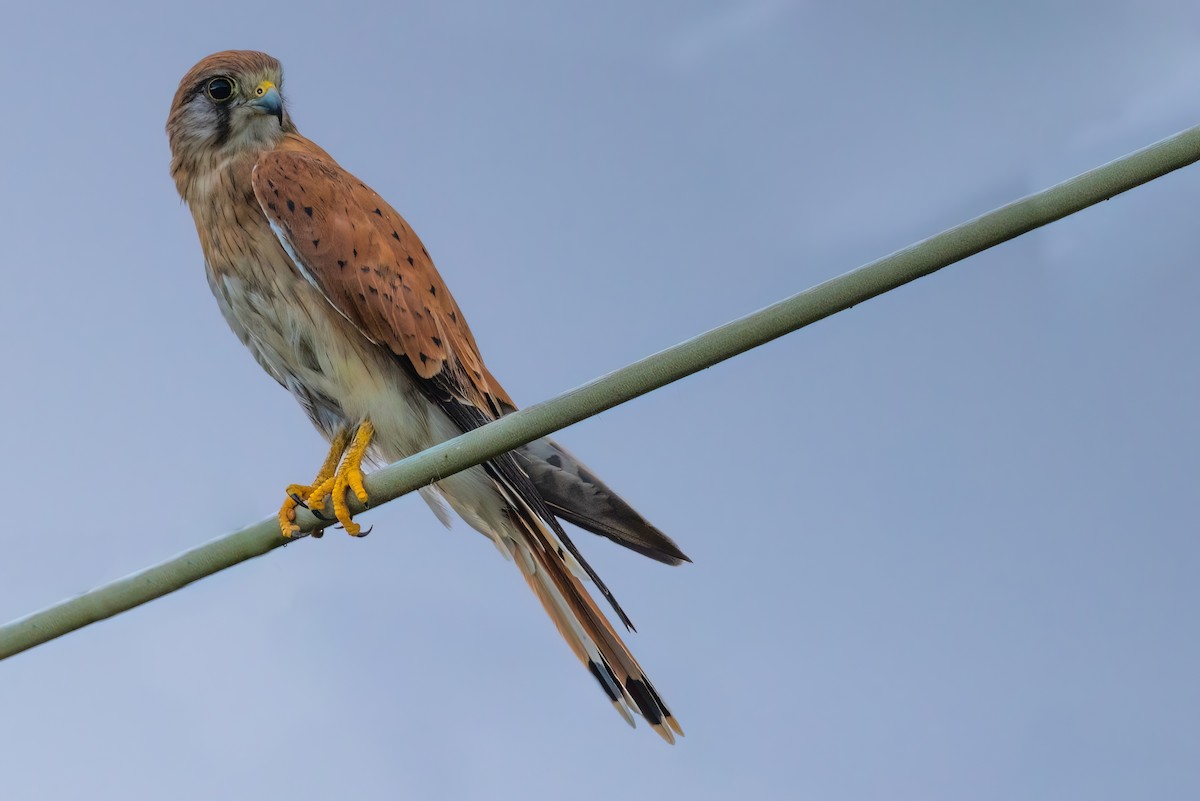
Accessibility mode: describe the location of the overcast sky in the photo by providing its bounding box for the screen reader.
[1,1,1198,799]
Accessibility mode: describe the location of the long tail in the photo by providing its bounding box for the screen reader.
[403,367,682,740]
[492,472,683,743]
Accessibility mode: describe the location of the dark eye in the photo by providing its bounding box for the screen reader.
[205,76,236,102]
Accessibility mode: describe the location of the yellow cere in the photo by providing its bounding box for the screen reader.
[255,80,276,97]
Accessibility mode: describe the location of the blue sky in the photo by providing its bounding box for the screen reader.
[1,2,1197,799]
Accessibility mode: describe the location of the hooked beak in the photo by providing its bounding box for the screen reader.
[249,81,283,124]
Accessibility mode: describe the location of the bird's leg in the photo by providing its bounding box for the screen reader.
[304,420,375,537]
[278,428,351,537]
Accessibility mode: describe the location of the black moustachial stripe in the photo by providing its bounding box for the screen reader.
[212,98,232,148]
[194,80,233,148]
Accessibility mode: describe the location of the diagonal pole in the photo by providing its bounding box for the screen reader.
[3,123,1200,660]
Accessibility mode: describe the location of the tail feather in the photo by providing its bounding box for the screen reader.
[399,360,682,740]
[504,533,637,729]
[497,481,682,743]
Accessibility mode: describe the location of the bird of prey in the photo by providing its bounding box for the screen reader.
[167,50,687,741]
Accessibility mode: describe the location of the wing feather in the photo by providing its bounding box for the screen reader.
[251,145,640,629]
[251,148,511,416]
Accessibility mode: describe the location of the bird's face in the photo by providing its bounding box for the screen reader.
[167,50,293,194]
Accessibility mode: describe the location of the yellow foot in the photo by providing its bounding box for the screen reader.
[278,421,376,538]
[278,427,350,538]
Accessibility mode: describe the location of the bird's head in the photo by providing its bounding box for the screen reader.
[167,50,294,197]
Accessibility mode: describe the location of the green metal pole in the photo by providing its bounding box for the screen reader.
[3,123,1200,661]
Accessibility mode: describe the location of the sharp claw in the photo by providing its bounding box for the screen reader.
[292,491,332,520]
[356,525,373,537]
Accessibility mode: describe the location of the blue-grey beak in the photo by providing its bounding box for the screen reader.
[249,84,283,125]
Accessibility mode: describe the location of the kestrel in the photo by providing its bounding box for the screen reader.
[167,51,687,741]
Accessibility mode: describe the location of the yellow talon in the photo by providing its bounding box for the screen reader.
[281,421,375,537]
[303,474,338,514]
[276,427,352,538]
[278,500,301,538]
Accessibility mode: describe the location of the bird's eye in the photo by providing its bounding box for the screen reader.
[205,76,236,102]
